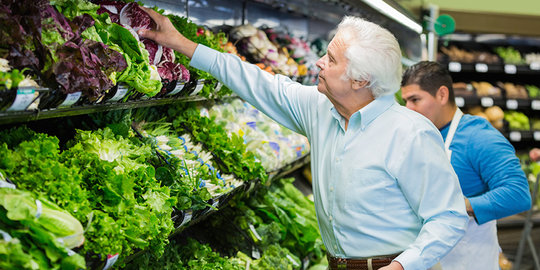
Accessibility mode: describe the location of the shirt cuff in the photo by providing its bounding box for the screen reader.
[468,195,493,224]
[394,249,425,270]
[189,44,216,73]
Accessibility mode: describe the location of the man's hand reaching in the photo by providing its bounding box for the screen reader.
[138,7,198,59]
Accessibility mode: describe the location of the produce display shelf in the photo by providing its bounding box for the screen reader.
[0,95,215,125]
[121,153,311,265]
[442,61,540,75]
[455,95,538,111]
[170,153,311,235]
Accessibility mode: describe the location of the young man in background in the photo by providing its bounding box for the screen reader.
[401,61,531,270]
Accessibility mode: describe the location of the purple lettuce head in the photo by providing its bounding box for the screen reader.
[161,46,175,63]
[119,2,155,32]
[53,41,113,97]
[157,61,180,82]
[96,1,125,24]
[40,5,75,41]
[180,64,190,82]
[142,39,162,65]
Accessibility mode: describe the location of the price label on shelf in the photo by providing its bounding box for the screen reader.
[6,88,35,111]
[102,253,119,270]
[249,224,262,241]
[532,100,540,110]
[480,97,494,107]
[59,92,81,107]
[530,62,540,70]
[534,131,540,141]
[108,85,129,102]
[179,211,192,227]
[506,99,518,110]
[211,199,219,209]
[504,64,517,74]
[475,63,488,73]
[190,80,205,96]
[0,180,15,189]
[215,82,223,92]
[167,82,186,96]
[448,62,462,72]
[251,246,261,259]
[455,97,465,107]
[509,131,521,142]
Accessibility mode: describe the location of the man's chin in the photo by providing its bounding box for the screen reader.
[316,85,325,94]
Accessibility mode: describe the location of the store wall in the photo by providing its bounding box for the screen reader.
[397,0,540,17]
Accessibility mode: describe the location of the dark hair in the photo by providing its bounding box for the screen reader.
[401,61,455,105]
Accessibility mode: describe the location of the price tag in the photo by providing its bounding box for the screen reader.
[167,82,186,96]
[0,180,15,189]
[475,63,488,73]
[108,85,128,102]
[211,199,219,209]
[286,254,300,267]
[59,92,81,107]
[506,99,518,110]
[179,211,192,227]
[480,97,494,107]
[504,64,517,74]
[249,224,262,241]
[455,97,465,107]
[190,80,205,96]
[534,131,540,141]
[509,131,521,142]
[0,229,12,241]
[530,62,540,70]
[102,253,119,270]
[448,62,462,72]
[532,100,540,110]
[7,88,35,111]
[215,82,223,92]
[302,256,310,270]
[251,246,261,259]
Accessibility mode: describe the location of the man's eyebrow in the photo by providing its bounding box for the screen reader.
[327,50,335,61]
[403,94,418,101]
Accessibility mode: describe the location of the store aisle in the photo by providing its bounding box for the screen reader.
[498,213,540,270]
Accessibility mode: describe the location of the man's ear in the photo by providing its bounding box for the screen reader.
[436,86,450,105]
[352,80,369,90]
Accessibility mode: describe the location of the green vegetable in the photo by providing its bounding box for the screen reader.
[0,189,84,249]
[0,188,86,270]
[504,111,530,131]
[526,85,540,98]
[170,103,267,183]
[0,237,40,270]
[495,47,525,65]
[0,68,27,89]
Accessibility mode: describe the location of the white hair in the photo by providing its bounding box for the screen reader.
[337,16,402,98]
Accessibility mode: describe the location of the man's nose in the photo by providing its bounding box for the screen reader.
[316,55,326,69]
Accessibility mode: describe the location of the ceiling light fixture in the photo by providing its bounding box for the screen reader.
[362,0,423,33]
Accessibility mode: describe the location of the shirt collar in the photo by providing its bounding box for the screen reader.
[330,94,396,131]
[357,94,395,130]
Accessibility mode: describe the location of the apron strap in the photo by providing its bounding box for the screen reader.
[445,108,463,160]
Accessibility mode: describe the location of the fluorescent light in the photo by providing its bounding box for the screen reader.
[362,0,423,34]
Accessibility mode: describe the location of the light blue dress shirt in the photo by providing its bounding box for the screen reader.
[190,45,468,270]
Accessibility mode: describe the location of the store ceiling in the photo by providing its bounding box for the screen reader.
[395,0,540,37]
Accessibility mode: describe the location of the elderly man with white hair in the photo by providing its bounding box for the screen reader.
[139,9,468,270]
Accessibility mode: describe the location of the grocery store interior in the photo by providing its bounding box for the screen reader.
[1,0,540,269]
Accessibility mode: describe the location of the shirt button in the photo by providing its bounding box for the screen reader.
[329,215,333,221]
[334,245,338,250]
[330,186,334,192]
[335,157,340,162]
